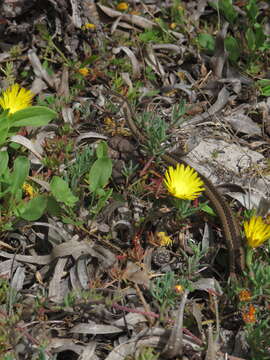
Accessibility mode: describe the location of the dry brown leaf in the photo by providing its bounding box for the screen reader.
[98,4,155,29]
[123,261,150,288]
[48,258,68,303]
[28,49,56,88]
[71,323,123,335]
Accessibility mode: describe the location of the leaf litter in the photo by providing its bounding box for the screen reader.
[0,1,269,359]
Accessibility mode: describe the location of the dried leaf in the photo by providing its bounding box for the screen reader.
[123,261,150,288]
[0,259,19,278]
[71,323,123,335]
[98,4,155,29]
[113,46,141,77]
[10,266,25,291]
[10,135,43,160]
[28,49,56,88]
[49,258,68,303]
[224,113,261,136]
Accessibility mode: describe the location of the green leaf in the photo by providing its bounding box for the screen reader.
[46,196,62,216]
[254,24,265,49]
[18,195,47,221]
[81,55,100,67]
[0,114,11,146]
[225,36,240,62]
[246,28,256,51]
[246,0,258,23]
[260,85,270,97]
[0,109,10,121]
[0,151,9,176]
[96,141,109,159]
[10,156,30,195]
[10,106,57,127]
[197,34,215,53]
[257,79,270,87]
[209,0,237,23]
[88,157,112,192]
[91,188,113,216]
[50,176,78,207]
[200,203,216,216]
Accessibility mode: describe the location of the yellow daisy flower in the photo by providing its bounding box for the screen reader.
[78,67,90,77]
[244,215,270,248]
[117,2,129,11]
[169,23,177,30]
[0,83,33,114]
[175,284,184,293]
[82,23,96,30]
[156,231,172,246]
[164,163,205,200]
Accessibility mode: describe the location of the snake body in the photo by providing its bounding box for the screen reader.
[109,91,245,277]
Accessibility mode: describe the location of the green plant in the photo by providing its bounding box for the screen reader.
[36,94,57,107]
[9,44,23,58]
[256,79,270,96]
[150,272,178,315]
[244,258,270,298]
[134,347,159,360]
[0,84,57,229]
[0,106,56,147]
[65,146,95,191]
[0,278,22,355]
[209,0,238,24]
[36,23,71,66]
[145,66,157,83]
[197,33,216,54]
[138,17,174,44]
[87,141,113,217]
[185,241,208,278]
[172,198,201,219]
[137,112,169,157]
[121,160,139,185]
[135,101,186,158]
[139,28,166,44]
[170,0,185,25]
[0,62,15,85]
[171,100,186,126]
[246,317,270,360]
[199,0,270,69]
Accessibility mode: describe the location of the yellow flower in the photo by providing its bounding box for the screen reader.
[78,68,90,77]
[22,183,36,199]
[156,231,172,246]
[175,284,184,293]
[244,215,270,248]
[164,163,205,200]
[0,83,33,114]
[117,2,129,11]
[169,23,177,30]
[82,23,96,30]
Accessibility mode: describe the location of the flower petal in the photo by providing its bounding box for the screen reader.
[244,215,270,248]
[0,83,33,114]
[164,163,205,200]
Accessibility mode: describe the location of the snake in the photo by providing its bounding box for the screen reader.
[108,90,245,278]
